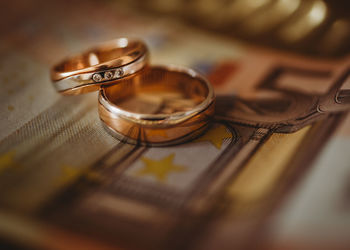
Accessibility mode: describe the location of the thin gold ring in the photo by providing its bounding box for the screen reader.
[50,38,148,95]
[98,65,215,146]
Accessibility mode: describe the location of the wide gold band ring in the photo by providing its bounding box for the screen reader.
[50,38,148,95]
[98,65,215,146]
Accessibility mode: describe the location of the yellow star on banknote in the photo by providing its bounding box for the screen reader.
[85,170,105,183]
[56,165,81,185]
[195,125,232,149]
[56,165,104,186]
[0,150,17,173]
[135,153,186,182]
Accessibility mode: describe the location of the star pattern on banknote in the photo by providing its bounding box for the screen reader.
[56,165,81,185]
[56,165,104,186]
[135,153,186,182]
[195,125,232,149]
[0,150,18,173]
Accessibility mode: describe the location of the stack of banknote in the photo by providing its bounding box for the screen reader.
[0,0,349,249]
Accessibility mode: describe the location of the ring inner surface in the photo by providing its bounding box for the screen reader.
[104,67,209,115]
[54,40,144,73]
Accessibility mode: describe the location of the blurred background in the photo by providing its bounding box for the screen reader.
[120,0,350,58]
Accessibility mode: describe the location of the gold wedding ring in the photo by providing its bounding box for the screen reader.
[98,65,215,146]
[50,38,215,146]
[51,38,148,95]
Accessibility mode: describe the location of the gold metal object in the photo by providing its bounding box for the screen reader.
[50,38,215,145]
[98,65,215,146]
[50,38,148,95]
